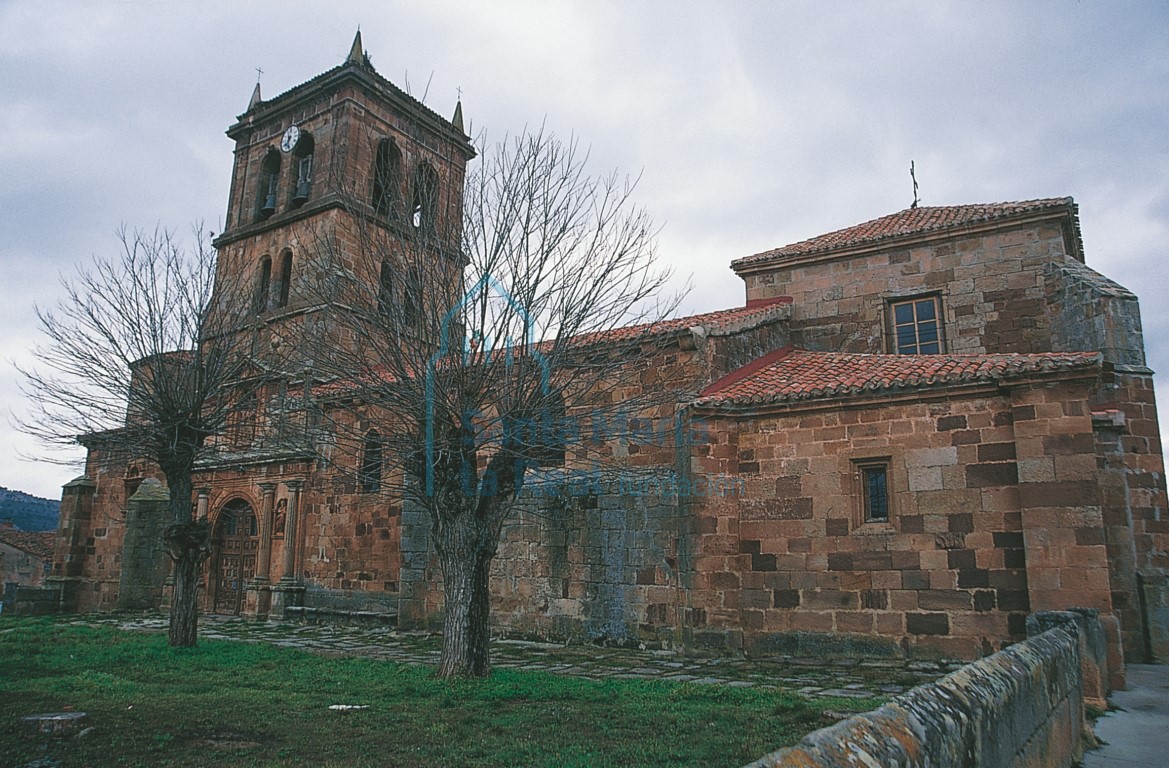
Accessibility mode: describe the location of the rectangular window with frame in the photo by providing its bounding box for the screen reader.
[889,295,944,354]
[857,461,890,523]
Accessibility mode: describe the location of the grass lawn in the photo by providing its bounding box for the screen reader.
[0,617,880,767]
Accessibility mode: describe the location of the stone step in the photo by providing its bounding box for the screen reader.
[20,712,89,737]
[283,605,398,627]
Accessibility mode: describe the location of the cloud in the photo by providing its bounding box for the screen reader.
[1,0,1167,497]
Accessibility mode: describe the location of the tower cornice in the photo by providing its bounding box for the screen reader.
[228,63,475,160]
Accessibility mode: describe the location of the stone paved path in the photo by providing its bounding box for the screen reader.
[1083,664,1169,768]
[75,614,958,703]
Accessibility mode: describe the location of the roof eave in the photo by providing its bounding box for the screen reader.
[731,201,1081,276]
[692,361,1102,417]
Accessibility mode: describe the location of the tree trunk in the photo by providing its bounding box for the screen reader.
[436,540,494,678]
[163,518,211,648]
[432,452,519,678]
[169,544,201,646]
[159,466,208,647]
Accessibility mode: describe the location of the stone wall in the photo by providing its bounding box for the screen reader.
[1139,569,1169,661]
[50,451,146,613]
[1101,372,1169,660]
[298,463,403,597]
[745,609,1106,768]
[400,486,685,642]
[0,542,48,595]
[396,316,790,636]
[4,585,60,616]
[1046,258,1145,367]
[218,73,470,256]
[2,536,52,612]
[730,206,1167,661]
[116,479,172,610]
[686,373,1120,661]
[737,219,1076,356]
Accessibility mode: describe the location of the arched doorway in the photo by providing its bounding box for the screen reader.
[211,499,258,615]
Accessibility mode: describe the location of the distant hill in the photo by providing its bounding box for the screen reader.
[0,486,60,532]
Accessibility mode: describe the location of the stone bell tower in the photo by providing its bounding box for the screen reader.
[209,31,476,365]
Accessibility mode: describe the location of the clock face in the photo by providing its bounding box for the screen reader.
[280,125,300,153]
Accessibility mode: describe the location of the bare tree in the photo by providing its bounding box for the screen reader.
[311,129,685,677]
[17,226,258,647]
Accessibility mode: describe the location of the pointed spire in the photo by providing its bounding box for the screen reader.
[452,99,464,133]
[347,29,363,65]
[248,81,262,110]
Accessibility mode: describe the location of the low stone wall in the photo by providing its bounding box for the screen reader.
[3,585,61,616]
[1140,567,1169,660]
[745,610,1107,768]
[399,487,686,643]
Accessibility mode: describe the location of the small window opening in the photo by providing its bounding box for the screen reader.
[360,430,383,493]
[377,260,394,316]
[276,251,293,309]
[861,463,890,523]
[258,150,281,219]
[402,266,420,325]
[411,162,439,234]
[291,133,315,206]
[372,139,403,220]
[890,295,944,354]
[533,390,567,468]
[253,256,272,313]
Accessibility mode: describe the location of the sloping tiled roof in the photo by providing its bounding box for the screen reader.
[567,296,791,345]
[313,298,792,396]
[733,198,1077,269]
[0,528,54,561]
[695,348,1101,409]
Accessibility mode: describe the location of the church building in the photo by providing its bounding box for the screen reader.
[49,35,1169,674]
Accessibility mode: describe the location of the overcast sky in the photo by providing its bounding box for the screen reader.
[2,0,1167,500]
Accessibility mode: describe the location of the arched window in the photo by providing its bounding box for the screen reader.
[291,133,314,206]
[402,266,421,325]
[411,162,439,234]
[534,389,567,468]
[359,429,382,493]
[217,498,257,538]
[377,260,394,315]
[372,139,402,220]
[253,256,272,313]
[228,392,258,447]
[257,150,281,219]
[276,250,293,309]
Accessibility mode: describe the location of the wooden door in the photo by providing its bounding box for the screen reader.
[212,500,258,615]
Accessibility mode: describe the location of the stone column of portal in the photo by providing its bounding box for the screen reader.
[245,483,277,620]
[195,488,210,519]
[272,480,305,618]
[281,481,303,584]
[255,484,276,581]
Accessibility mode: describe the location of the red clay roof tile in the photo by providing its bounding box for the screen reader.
[567,296,791,345]
[696,349,1101,408]
[733,198,1077,268]
[0,528,54,561]
[313,298,792,396]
